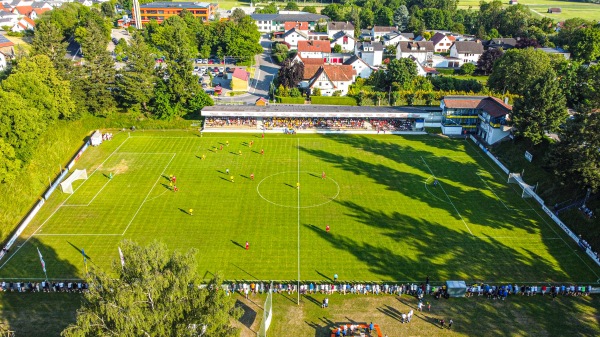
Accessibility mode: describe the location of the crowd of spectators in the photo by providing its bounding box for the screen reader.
[0,281,88,292]
[262,117,367,130]
[204,117,257,128]
[372,119,413,132]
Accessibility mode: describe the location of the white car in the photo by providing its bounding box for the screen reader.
[200,66,207,73]
[218,67,225,72]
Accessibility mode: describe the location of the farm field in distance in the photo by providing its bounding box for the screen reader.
[458,0,600,22]
[0,131,598,284]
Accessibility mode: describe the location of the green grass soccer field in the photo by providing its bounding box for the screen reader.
[1,131,598,283]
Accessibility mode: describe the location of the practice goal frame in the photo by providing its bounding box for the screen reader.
[60,169,88,194]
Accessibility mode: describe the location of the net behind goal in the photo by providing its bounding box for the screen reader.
[508,173,535,198]
[258,282,273,337]
[60,169,88,194]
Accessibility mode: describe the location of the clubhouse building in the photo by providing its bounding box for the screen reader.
[132,2,218,26]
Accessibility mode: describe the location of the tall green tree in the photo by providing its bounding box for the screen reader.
[393,5,409,31]
[117,33,157,111]
[0,90,46,161]
[511,70,567,145]
[0,138,21,184]
[569,27,600,62]
[487,48,552,95]
[285,2,299,10]
[31,20,72,79]
[1,55,75,122]
[374,7,394,27]
[62,240,242,337]
[387,58,418,90]
[547,110,600,192]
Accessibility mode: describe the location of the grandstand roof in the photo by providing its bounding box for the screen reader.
[202,105,439,118]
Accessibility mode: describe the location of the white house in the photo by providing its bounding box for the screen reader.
[430,32,455,53]
[343,55,373,79]
[382,31,413,46]
[356,41,384,67]
[327,21,354,39]
[397,41,434,67]
[330,33,355,52]
[282,28,308,50]
[308,64,355,96]
[431,54,462,68]
[251,13,329,33]
[284,21,309,34]
[11,16,34,32]
[0,51,7,72]
[76,0,93,7]
[449,41,484,64]
[371,26,396,40]
[297,40,331,59]
[0,10,19,26]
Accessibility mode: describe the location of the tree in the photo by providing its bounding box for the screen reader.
[278,59,303,89]
[254,2,278,14]
[333,44,342,53]
[0,90,46,161]
[62,240,241,337]
[487,48,552,95]
[30,20,71,79]
[459,62,475,75]
[511,70,567,144]
[387,58,418,90]
[117,33,157,111]
[302,6,317,14]
[272,42,289,63]
[312,87,321,96]
[229,8,246,23]
[476,48,503,75]
[359,8,374,29]
[0,138,21,184]
[515,37,541,49]
[547,110,600,192]
[375,7,394,27]
[393,5,409,32]
[100,2,115,18]
[284,2,299,11]
[569,27,600,62]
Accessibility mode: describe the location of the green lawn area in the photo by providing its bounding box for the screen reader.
[0,132,597,284]
[459,0,600,22]
[450,74,489,84]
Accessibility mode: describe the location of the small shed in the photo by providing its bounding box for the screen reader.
[90,130,102,146]
[509,0,518,4]
[255,97,269,106]
[446,280,467,297]
[548,7,562,13]
[214,84,223,96]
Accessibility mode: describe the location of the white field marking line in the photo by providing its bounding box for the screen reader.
[420,156,473,236]
[465,140,600,278]
[145,189,169,203]
[423,176,451,204]
[34,233,122,236]
[297,138,301,287]
[255,171,340,209]
[0,137,131,270]
[62,179,112,207]
[473,236,562,240]
[475,173,535,211]
[121,153,177,236]
[117,152,179,155]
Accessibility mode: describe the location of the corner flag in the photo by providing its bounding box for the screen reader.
[37,247,46,273]
[118,247,125,268]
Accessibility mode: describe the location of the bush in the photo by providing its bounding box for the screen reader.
[275,96,305,104]
[430,77,483,93]
[311,96,357,106]
[459,63,476,76]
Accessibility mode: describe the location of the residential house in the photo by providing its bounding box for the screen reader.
[430,32,455,53]
[293,56,325,83]
[31,2,53,10]
[449,41,484,64]
[440,95,512,144]
[371,26,396,40]
[230,68,249,91]
[297,40,330,59]
[356,41,384,67]
[408,56,438,77]
[308,64,355,96]
[537,47,570,59]
[0,10,19,26]
[0,34,14,58]
[431,54,462,68]
[29,7,50,19]
[11,15,34,32]
[343,55,373,79]
[12,5,32,17]
[327,21,354,39]
[282,28,308,50]
[382,31,413,46]
[251,13,329,33]
[397,41,434,66]
[330,32,355,52]
[483,37,517,50]
[0,50,7,72]
[284,21,308,33]
[76,0,93,7]
[509,0,518,4]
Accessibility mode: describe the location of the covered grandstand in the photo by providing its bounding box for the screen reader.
[201,105,443,134]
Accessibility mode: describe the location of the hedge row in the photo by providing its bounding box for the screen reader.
[275,96,305,104]
[310,96,358,106]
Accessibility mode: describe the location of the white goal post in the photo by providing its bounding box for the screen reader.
[60,169,88,194]
[508,173,535,198]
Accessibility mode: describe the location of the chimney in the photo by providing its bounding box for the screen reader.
[504,97,509,104]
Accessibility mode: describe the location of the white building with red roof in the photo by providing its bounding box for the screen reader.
[308,64,356,96]
[297,40,330,59]
[11,15,34,32]
[440,95,512,144]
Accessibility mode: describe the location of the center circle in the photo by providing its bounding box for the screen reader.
[256,171,340,208]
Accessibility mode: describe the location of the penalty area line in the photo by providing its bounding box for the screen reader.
[420,156,473,236]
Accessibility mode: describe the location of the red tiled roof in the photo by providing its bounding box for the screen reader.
[22,16,35,27]
[284,21,308,31]
[32,8,50,15]
[14,6,33,15]
[299,57,325,65]
[321,64,355,82]
[232,68,248,81]
[443,96,512,118]
[298,40,331,53]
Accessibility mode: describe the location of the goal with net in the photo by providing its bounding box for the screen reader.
[258,282,273,337]
[60,169,88,194]
[508,173,535,198]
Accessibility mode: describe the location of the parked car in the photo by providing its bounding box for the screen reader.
[208,59,214,64]
[218,67,225,72]
[212,67,219,73]
[194,66,199,72]
[200,66,207,73]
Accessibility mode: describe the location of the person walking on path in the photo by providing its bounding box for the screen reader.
[440,319,445,329]
[448,319,453,329]
[334,274,338,282]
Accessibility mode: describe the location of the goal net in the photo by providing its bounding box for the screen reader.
[60,169,88,194]
[508,173,535,198]
[258,282,273,337]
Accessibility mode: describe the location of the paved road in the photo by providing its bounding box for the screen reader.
[216,35,279,105]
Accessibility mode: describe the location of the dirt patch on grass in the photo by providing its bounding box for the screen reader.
[105,159,129,174]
